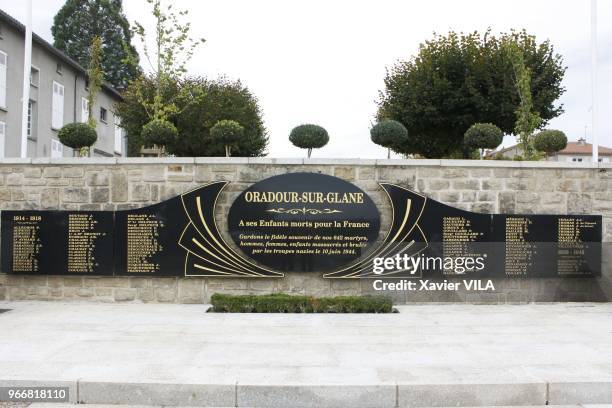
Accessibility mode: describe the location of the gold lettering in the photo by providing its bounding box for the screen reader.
[243,190,366,204]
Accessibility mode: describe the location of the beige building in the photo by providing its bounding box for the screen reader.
[0,9,126,158]
[488,137,612,163]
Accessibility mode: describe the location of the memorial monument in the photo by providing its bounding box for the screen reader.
[1,172,602,281]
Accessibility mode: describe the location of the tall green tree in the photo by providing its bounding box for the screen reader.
[116,76,268,157]
[504,42,542,160]
[125,0,205,154]
[131,0,205,123]
[377,30,565,158]
[86,36,103,128]
[52,0,140,90]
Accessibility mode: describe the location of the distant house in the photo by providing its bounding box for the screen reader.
[0,9,126,158]
[487,138,612,163]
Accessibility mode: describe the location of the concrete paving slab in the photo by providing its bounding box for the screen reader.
[1,301,612,407]
[21,405,609,408]
[29,405,159,408]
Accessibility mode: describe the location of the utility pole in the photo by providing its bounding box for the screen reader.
[591,0,599,164]
[20,0,33,158]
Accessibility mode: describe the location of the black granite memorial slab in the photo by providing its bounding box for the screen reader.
[0,173,603,279]
[227,173,381,272]
[1,211,114,275]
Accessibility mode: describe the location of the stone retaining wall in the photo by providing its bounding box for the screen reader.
[0,157,611,303]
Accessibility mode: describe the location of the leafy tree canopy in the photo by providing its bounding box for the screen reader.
[58,122,97,154]
[52,0,140,90]
[533,129,567,153]
[464,123,503,150]
[370,120,409,151]
[377,29,566,158]
[116,76,268,157]
[141,118,178,148]
[210,120,245,157]
[289,124,329,158]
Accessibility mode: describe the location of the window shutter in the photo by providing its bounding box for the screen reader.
[81,98,89,123]
[0,51,7,108]
[0,121,5,158]
[51,138,63,158]
[114,115,122,153]
[52,82,64,129]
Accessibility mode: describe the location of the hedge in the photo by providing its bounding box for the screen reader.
[210,293,393,313]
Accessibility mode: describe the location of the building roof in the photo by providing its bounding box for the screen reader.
[0,8,122,100]
[487,139,612,157]
[558,141,612,155]
[487,144,520,156]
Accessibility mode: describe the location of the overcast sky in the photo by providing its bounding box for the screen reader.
[3,0,611,158]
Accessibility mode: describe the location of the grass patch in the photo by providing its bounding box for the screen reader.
[210,293,393,313]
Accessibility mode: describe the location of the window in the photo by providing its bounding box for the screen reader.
[0,121,5,158]
[81,97,89,123]
[51,138,63,158]
[27,100,37,139]
[52,81,64,129]
[572,157,583,163]
[0,50,6,108]
[100,107,107,123]
[30,66,39,87]
[56,63,62,74]
[114,115,122,154]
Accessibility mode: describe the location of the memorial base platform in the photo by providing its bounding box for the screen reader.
[1,301,612,407]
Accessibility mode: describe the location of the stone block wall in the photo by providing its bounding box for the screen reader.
[0,157,610,303]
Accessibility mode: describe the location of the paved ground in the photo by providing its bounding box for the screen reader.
[1,301,612,407]
[14,405,612,408]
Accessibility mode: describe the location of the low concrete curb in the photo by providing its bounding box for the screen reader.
[8,380,602,407]
[235,385,396,408]
[548,382,612,405]
[397,383,547,407]
[78,382,235,407]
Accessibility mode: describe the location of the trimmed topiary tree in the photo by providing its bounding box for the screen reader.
[464,123,504,159]
[141,118,178,156]
[533,129,567,156]
[210,119,244,157]
[58,122,97,157]
[289,124,329,158]
[370,120,408,159]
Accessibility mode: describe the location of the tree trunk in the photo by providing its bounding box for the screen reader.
[387,148,390,159]
[307,148,312,158]
[225,145,230,157]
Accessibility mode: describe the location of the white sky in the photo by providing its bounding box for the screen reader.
[3,0,611,158]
